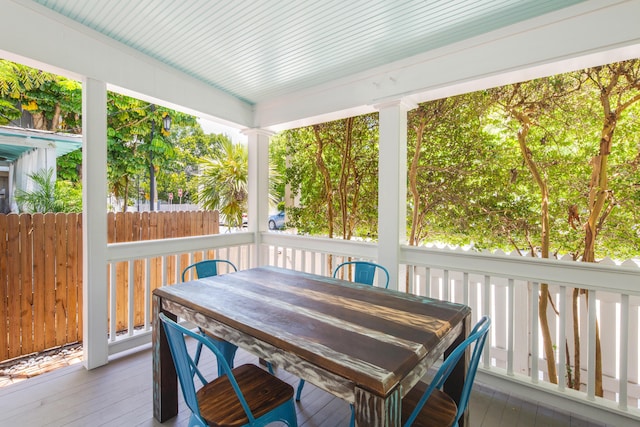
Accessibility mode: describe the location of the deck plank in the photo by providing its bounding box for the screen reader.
[0,343,612,427]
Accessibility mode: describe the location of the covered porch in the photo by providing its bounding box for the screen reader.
[2,0,640,425]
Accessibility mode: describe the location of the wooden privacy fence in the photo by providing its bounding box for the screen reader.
[0,212,82,363]
[0,210,219,362]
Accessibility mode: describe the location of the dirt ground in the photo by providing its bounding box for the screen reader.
[0,344,83,387]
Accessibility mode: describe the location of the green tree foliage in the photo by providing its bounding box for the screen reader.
[1,60,205,212]
[106,94,197,211]
[270,60,639,261]
[156,126,227,203]
[0,60,49,123]
[577,61,640,263]
[57,149,83,182]
[407,92,498,247]
[0,59,81,131]
[270,114,379,238]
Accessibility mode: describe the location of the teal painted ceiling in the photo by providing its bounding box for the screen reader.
[32,0,585,104]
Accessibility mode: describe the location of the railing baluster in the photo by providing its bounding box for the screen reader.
[463,272,469,307]
[291,247,297,270]
[558,285,566,391]
[162,255,167,287]
[483,275,491,368]
[128,261,134,337]
[587,289,597,400]
[408,264,415,295]
[109,263,117,342]
[425,267,431,298]
[300,249,307,272]
[507,278,514,376]
[619,294,629,410]
[321,252,327,276]
[443,269,449,301]
[144,257,150,331]
[531,281,539,383]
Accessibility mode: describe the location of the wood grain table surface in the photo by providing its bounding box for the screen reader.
[153,266,471,427]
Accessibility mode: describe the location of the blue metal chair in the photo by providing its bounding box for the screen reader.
[401,316,491,427]
[181,259,238,282]
[181,259,238,376]
[296,260,390,406]
[159,313,298,427]
[332,260,390,289]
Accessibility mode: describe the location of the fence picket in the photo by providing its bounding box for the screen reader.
[0,215,8,360]
[55,213,68,346]
[114,212,127,331]
[7,214,21,359]
[32,214,45,352]
[66,213,79,343]
[76,214,83,343]
[19,214,33,355]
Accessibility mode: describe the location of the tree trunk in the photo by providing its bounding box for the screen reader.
[408,121,425,246]
[313,125,334,238]
[122,179,130,213]
[338,118,354,239]
[50,104,61,131]
[581,76,623,396]
[514,114,558,384]
[31,111,46,130]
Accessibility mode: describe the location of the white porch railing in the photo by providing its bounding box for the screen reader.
[106,231,640,425]
[104,232,255,354]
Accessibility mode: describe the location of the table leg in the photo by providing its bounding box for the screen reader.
[353,386,401,427]
[444,314,471,427]
[152,294,178,422]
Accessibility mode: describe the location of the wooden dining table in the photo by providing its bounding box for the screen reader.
[152,266,471,427]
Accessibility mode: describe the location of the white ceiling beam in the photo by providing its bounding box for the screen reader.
[254,0,640,131]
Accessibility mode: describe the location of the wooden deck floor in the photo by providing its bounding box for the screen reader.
[0,342,612,427]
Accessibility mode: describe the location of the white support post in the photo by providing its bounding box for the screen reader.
[82,77,109,369]
[245,128,272,267]
[375,100,414,291]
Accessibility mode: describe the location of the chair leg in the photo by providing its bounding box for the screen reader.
[215,341,238,377]
[256,398,298,427]
[296,379,351,426]
[295,379,305,401]
[195,328,238,377]
[349,404,355,427]
[194,329,206,365]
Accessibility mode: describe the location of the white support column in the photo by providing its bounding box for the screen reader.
[82,77,109,369]
[244,128,272,267]
[375,100,414,290]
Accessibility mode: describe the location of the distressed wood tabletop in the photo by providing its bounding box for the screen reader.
[153,266,471,427]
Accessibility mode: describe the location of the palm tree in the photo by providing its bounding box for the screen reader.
[195,139,249,228]
[14,168,61,213]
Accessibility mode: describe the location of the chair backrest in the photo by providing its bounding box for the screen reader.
[404,316,491,427]
[159,313,257,425]
[181,259,237,282]
[333,261,390,289]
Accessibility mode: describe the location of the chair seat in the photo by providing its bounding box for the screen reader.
[198,364,294,427]
[401,381,458,427]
